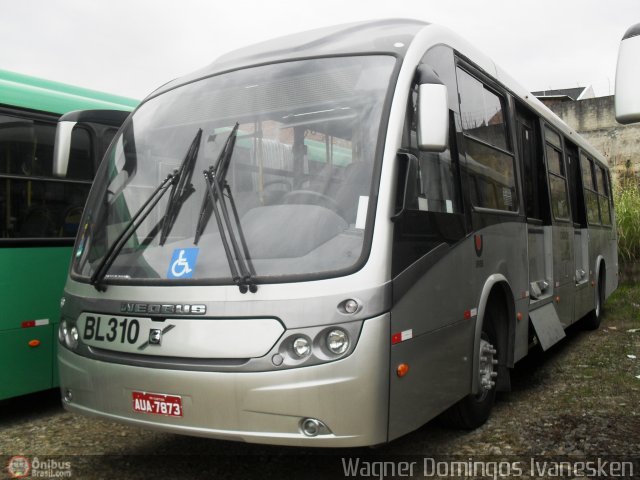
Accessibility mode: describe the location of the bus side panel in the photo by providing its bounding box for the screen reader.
[388,319,473,441]
[551,223,575,326]
[0,325,54,399]
[0,247,70,399]
[388,238,477,440]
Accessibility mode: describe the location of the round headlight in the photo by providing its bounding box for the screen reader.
[66,325,79,350]
[292,337,311,358]
[58,320,68,344]
[327,329,349,355]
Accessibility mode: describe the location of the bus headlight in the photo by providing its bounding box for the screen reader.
[327,329,349,354]
[59,319,79,350]
[58,320,68,344]
[67,326,79,350]
[292,337,311,358]
[276,321,362,368]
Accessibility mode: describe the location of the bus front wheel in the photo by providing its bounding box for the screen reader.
[441,302,503,429]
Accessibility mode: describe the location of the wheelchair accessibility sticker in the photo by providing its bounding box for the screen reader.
[167,248,199,279]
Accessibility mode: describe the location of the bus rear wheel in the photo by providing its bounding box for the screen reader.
[583,267,605,330]
[441,304,501,429]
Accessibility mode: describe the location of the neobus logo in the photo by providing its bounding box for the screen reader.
[120,303,206,315]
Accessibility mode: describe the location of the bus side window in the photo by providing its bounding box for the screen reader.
[596,164,612,226]
[580,154,601,225]
[0,112,91,239]
[543,126,570,221]
[455,67,518,213]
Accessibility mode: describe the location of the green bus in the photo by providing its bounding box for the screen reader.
[0,69,137,400]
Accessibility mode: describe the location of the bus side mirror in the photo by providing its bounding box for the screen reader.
[615,24,640,124]
[53,109,131,178]
[415,65,449,152]
[53,120,77,177]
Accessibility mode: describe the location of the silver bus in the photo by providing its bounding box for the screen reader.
[56,19,618,447]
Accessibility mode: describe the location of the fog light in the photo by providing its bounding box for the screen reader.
[64,389,73,402]
[292,337,311,358]
[301,418,320,436]
[299,418,331,437]
[327,329,349,354]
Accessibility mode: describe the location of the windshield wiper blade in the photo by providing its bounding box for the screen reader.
[193,123,257,293]
[159,128,202,245]
[194,123,238,244]
[90,172,178,292]
[200,167,257,293]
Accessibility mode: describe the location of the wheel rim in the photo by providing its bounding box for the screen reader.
[476,337,498,401]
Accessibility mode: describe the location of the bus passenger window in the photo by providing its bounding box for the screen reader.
[456,67,517,212]
[0,114,91,239]
[580,154,601,225]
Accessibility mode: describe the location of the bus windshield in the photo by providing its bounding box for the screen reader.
[72,55,396,284]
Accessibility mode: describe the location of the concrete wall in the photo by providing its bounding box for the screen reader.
[547,95,640,180]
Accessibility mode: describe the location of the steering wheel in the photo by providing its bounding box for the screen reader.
[263,179,292,191]
[280,190,344,218]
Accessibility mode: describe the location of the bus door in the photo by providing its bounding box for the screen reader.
[543,125,575,326]
[565,141,590,321]
[515,107,552,302]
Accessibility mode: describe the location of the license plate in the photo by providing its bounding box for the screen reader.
[132,391,183,417]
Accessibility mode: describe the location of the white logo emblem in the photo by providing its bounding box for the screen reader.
[170,250,193,278]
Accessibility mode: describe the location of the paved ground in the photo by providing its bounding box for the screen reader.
[1,283,639,479]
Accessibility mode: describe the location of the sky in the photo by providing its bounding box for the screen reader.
[0,0,637,101]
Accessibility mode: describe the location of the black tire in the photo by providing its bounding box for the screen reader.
[583,267,605,330]
[441,302,503,429]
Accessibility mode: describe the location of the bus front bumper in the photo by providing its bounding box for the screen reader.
[58,313,390,447]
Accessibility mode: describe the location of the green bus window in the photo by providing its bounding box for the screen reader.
[0,178,90,238]
[0,115,56,177]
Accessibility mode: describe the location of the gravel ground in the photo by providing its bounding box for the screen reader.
[1,283,639,479]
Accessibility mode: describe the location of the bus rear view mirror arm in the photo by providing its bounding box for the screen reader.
[391,152,419,222]
[415,64,449,152]
[53,120,76,177]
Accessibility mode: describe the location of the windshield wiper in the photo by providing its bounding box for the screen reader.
[194,124,237,243]
[194,123,257,293]
[90,130,202,292]
[159,129,202,245]
[90,172,177,292]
